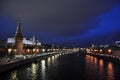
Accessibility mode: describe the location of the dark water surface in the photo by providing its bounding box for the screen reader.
[0,52,120,80]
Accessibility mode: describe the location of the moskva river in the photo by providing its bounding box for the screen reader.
[0,52,120,80]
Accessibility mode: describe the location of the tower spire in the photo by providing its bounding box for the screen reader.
[14,19,23,39]
[33,35,35,42]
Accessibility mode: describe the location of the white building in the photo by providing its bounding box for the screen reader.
[7,36,41,46]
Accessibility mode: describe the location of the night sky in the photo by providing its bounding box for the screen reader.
[0,0,120,47]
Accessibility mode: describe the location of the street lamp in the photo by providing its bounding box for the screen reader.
[36,49,39,53]
[42,48,45,52]
[108,49,112,54]
[27,49,30,53]
[8,48,12,53]
[32,48,36,57]
[100,49,103,52]
[33,49,36,53]
[8,48,12,58]
[94,49,98,53]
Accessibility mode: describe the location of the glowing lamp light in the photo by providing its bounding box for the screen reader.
[33,49,36,52]
[37,49,39,52]
[108,49,112,53]
[14,49,17,52]
[27,49,30,52]
[94,49,98,52]
[8,48,12,54]
[100,49,103,52]
[42,49,45,52]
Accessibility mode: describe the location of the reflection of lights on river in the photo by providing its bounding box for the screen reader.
[47,57,51,67]
[48,57,51,63]
[107,62,114,80]
[99,59,104,78]
[52,56,55,63]
[10,70,18,80]
[31,63,38,75]
[93,57,97,64]
[99,59,103,67]
[85,55,91,62]
[31,63,39,80]
[90,56,94,63]
[55,55,58,59]
[57,54,59,57]
[41,60,46,80]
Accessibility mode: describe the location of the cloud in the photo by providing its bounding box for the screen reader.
[0,0,120,46]
[46,5,120,46]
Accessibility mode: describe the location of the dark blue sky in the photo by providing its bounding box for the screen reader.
[0,0,120,47]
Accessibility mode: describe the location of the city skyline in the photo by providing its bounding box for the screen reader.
[0,1,120,80]
[0,0,120,47]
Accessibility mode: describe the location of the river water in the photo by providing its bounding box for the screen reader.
[0,52,120,80]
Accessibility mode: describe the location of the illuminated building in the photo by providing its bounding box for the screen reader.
[7,19,41,54]
[7,37,41,46]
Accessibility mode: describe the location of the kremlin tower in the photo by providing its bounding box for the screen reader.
[14,19,23,54]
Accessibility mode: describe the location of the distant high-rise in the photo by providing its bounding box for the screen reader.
[14,19,23,54]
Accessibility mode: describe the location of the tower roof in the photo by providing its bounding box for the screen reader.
[14,19,23,39]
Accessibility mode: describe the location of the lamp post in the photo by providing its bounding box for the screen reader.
[36,49,39,53]
[33,48,36,53]
[100,49,103,53]
[42,48,45,53]
[108,49,112,54]
[8,48,12,58]
[27,49,30,53]
[33,48,36,57]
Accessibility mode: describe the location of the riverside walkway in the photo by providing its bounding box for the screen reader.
[0,50,77,73]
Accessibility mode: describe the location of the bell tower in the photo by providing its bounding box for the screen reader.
[14,19,23,54]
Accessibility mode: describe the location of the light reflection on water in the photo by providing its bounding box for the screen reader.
[85,55,115,80]
[31,63,39,80]
[93,57,97,64]
[99,59,104,79]
[41,60,46,80]
[10,70,18,80]
[90,56,93,63]
[52,56,55,64]
[47,57,51,67]
[55,55,58,59]
[99,59,103,67]
[1,53,120,80]
[107,62,114,80]
[25,63,39,80]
